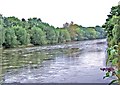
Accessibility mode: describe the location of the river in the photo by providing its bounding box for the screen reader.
[1,39,115,83]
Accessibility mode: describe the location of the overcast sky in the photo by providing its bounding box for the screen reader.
[0,0,119,27]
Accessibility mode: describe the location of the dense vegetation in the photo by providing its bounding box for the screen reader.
[0,15,106,48]
[102,4,120,84]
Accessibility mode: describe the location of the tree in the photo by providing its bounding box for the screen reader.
[67,24,79,40]
[4,28,18,48]
[95,26,106,39]
[3,16,21,28]
[58,29,71,43]
[28,17,42,28]
[75,28,84,41]
[0,25,4,48]
[13,26,30,45]
[43,26,58,44]
[0,14,106,48]
[84,28,97,39]
[31,27,47,45]
[0,15,5,47]
[102,5,120,85]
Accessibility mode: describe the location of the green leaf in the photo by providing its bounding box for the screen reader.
[106,72,110,77]
[112,58,118,65]
[110,49,116,56]
[117,70,120,74]
[109,79,118,85]
[103,72,110,79]
[111,49,116,53]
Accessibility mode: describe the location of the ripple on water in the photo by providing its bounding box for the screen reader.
[3,39,112,83]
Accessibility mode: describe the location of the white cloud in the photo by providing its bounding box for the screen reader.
[0,0,119,27]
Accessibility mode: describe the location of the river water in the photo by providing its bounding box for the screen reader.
[2,39,114,83]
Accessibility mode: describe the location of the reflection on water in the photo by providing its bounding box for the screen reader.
[2,50,60,73]
[2,39,114,83]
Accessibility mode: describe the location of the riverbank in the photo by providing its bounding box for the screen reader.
[3,39,107,54]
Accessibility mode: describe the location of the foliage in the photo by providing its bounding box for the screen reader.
[57,29,71,43]
[3,16,21,28]
[83,28,97,39]
[75,28,85,40]
[95,26,106,39]
[0,15,5,47]
[31,27,47,45]
[102,4,120,85]
[13,26,30,45]
[4,28,18,48]
[67,23,79,40]
[43,26,58,44]
[0,15,106,48]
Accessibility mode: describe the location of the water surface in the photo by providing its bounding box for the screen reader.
[2,39,114,83]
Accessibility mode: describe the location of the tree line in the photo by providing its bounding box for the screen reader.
[102,4,120,84]
[0,15,106,48]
